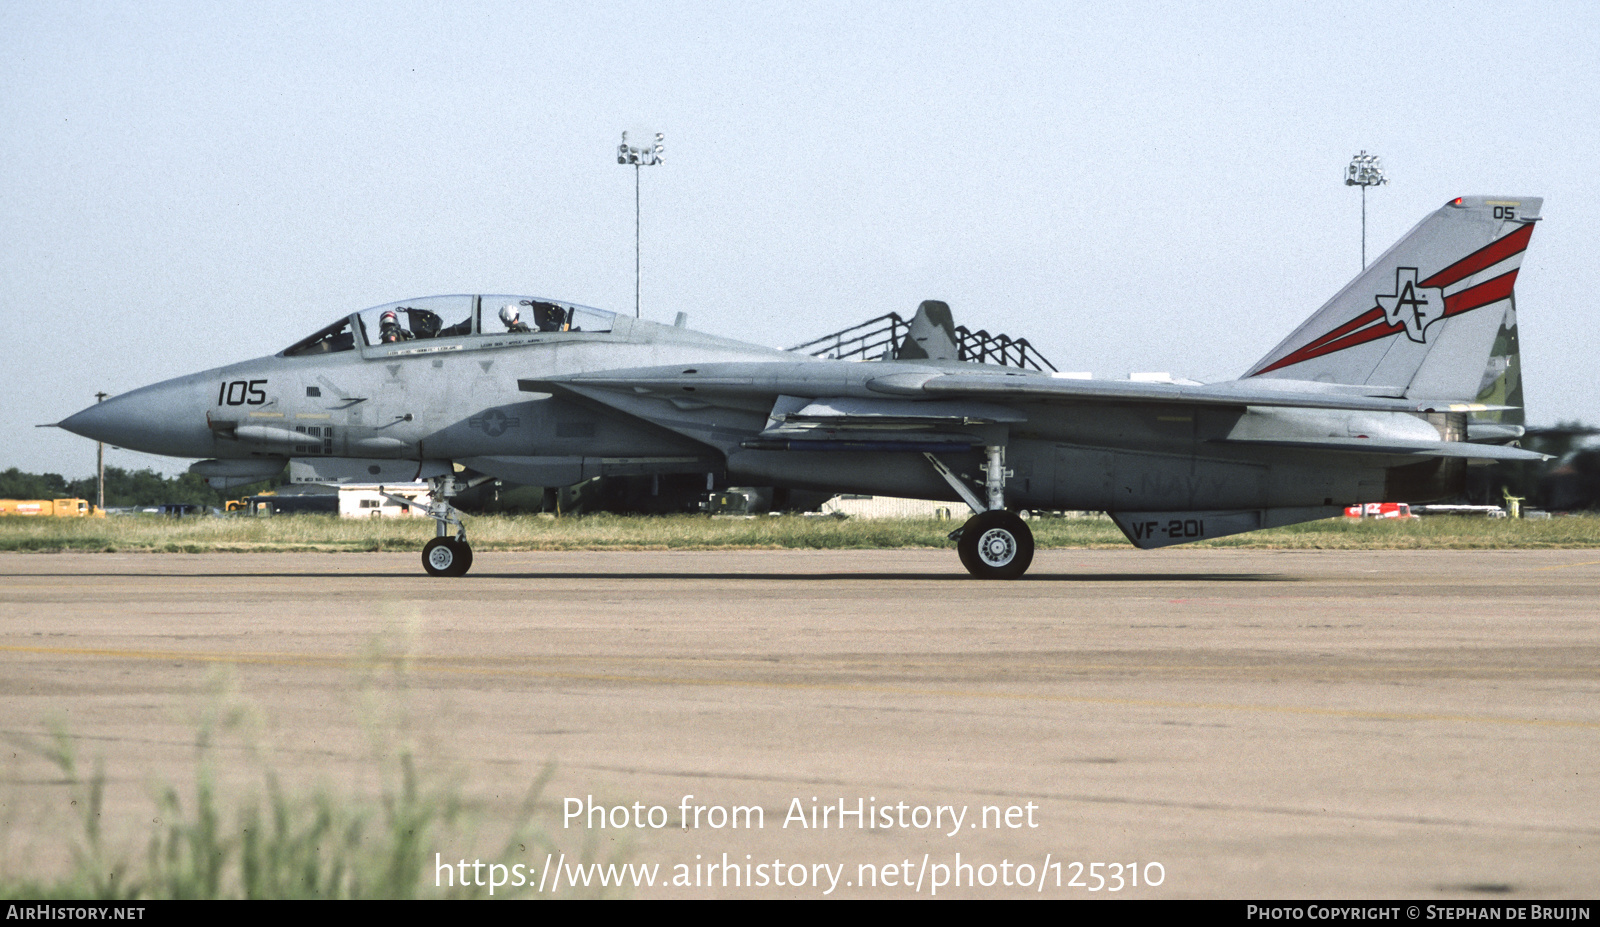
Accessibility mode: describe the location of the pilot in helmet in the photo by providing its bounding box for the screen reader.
[500,302,531,333]
[379,309,410,343]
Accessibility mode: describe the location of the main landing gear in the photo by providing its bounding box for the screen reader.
[383,473,475,577]
[926,446,1035,580]
[956,509,1034,580]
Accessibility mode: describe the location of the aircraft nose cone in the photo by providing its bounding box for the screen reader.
[59,399,132,445]
[59,375,216,457]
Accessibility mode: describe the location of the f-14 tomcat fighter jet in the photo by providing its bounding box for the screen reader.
[59,196,1546,578]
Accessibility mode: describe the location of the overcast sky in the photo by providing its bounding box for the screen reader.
[4,1,1596,478]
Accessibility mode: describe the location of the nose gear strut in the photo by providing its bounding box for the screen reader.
[378,470,488,577]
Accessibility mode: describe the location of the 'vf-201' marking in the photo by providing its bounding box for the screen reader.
[1128,519,1206,541]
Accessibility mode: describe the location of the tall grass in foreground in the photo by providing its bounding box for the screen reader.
[1,512,1598,553]
[0,727,570,900]
[1,685,608,900]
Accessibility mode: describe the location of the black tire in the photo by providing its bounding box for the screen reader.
[422,537,472,577]
[956,511,1034,580]
[955,527,979,574]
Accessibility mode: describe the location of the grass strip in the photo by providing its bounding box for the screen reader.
[2,513,1599,552]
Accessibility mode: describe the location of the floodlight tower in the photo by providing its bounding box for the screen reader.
[94,391,109,511]
[617,131,664,319]
[1345,150,1389,270]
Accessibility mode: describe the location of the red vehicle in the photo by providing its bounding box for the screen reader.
[1344,502,1418,520]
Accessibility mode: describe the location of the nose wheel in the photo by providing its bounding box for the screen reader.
[384,471,480,577]
[956,510,1034,580]
[422,536,473,577]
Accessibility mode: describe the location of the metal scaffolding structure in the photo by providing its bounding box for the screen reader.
[789,312,1057,372]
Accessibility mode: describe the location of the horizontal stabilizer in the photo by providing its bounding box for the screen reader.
[1466,422,1525,443]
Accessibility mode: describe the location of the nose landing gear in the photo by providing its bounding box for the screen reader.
[380,472,475,577]
[421,472,472,576]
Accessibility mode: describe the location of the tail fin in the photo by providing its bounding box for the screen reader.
[894,300,960,361]
[1472,300,1524,427]
[1245,196,1541,401]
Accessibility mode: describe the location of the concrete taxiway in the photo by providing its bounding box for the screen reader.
[1,548,1596,898]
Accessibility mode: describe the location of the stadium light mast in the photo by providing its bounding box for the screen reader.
[617,131,664,319]
[94,391,108,511]
[1345,150,1389,270]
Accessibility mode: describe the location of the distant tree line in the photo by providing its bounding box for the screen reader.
[0,467,279,509]
[1471,421,1600,512]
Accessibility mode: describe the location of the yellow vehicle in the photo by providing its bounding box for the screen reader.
[0,498,104,517]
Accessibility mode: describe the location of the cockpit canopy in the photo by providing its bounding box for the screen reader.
[281,295,616,357]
